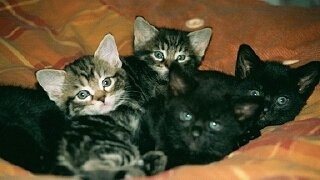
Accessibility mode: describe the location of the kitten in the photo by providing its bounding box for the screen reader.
[0,86,65,173]
[122,16,212,99]
[235,44,320,129]
[36,34,166,178]
[139,63,263,169]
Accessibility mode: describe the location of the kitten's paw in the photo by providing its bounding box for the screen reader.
[80,167,145,180]
[141,150,167,175]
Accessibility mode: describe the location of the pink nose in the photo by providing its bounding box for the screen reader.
[95,91,105,102]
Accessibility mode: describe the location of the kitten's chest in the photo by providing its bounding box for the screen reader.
[122,57,169,99]
[59,117,140,169]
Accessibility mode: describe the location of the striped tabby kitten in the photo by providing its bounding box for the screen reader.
[37,34,166,178]
[133,16,212,77]
[122,16,212,99]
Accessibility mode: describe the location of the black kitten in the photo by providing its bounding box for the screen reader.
[0,86,65,173]
[138,63,263,169]
[235,44,320,129]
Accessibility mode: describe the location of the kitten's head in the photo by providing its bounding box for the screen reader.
[235,44,320,128]
[36,34,128,117]
[163,63,262,158]
[134,16,212,77]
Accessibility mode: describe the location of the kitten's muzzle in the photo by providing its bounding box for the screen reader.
[192,127,202,137]
[94,90,106,102]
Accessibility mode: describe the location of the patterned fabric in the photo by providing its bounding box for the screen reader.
[0,0,319,179]
[0,0,133,87]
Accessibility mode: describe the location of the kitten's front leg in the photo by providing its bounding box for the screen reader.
[80,167,145,180]
[50,164,76,176]
[140,150,167,175]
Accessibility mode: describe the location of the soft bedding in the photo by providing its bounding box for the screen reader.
[0,0,320,179]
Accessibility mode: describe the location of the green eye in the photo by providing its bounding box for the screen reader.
[176,55,186,61]
[77,90,91,99]
[102,77,112,87]
[276,96,289,105]
[153,51,164,61]
[209,121,222,131]
[179,111,193,121]
[248,90,261,96]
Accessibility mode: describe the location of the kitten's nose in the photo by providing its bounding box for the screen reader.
[192,130,200,137]
[164,59,174,67]
[94,90,105,102]
[192,127,202,137]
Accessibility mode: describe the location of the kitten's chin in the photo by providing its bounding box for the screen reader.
[98,104,116,114]
[189,142,199,152]
[78,103,117,116]
[188,141,209,154]
[258,115,271,128]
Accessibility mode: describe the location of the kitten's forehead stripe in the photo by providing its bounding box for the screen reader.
[65,56,95,80]
[79,76,89,87]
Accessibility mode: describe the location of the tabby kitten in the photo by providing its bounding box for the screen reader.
[122,16,212,99]
[235,44,320,129]
[36,34,166,178]
[37,34,131,119]
[139,63,263,169]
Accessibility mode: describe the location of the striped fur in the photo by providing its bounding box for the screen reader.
[37,35,166,178]
[133,16,212,79]
[55,115,142,175]
[122,17,212,102]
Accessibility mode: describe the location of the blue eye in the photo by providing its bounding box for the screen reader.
[176,55,186,61]
[248,90,261,96]
[102,78,112,87]
[77,90,91,99]
[209,121,222,131]
[179,111,193,121]
[153,51,164,61]
[276,96,289,106]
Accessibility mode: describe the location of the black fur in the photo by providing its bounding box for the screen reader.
[137,63,263,169]
[236,44,320,128]
[0,86,65,173]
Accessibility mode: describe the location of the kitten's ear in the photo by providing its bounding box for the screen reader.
[169,62,197,96]
[94,34,122,68]
[188,28,212,57]
[235,44,263,79]
[294,61,320,98]
[234,97,263,122]
[36,69,66,104]
[134,16,158,51]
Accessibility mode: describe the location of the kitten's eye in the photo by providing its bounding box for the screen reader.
[77,90,91,100]
[176,55,186,62]
[209,121,222,131]
[179,111,193,121]
[153,51,164,61]
[276,96,289,106]
[102,78,112,87]
[248,90,261,96]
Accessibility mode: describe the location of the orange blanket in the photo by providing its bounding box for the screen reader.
[0,0,320,179]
